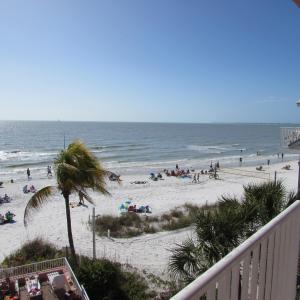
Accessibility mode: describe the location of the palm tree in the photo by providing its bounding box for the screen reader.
[24,141,109,264]
[169,201,245,283]
[169,180,289,283]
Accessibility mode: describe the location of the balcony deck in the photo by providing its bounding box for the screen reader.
[0,258,89,300]
[171,200,300,300]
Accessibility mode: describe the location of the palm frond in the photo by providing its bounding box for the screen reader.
[169,239,199,281]
[24,186,56,226]
[54,140,110,198]
[286,191,300,208]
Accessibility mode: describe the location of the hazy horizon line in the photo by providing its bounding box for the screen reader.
[0,119,300,125]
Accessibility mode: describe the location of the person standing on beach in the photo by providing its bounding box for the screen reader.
[192,173,197,183]
[47,165,52,177]
[27,168,30,180]
[267,159,270,166]
[281,153,284,161]
[239,157,243,166]
[197,173,200,182]
[79,192,84,205]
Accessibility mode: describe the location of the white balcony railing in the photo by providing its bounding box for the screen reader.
[171,200,300,300]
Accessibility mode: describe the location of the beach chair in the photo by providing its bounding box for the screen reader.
[51,275,66,290]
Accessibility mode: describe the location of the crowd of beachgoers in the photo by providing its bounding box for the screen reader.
[0,156,298,277]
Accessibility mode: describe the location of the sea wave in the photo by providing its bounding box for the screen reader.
[187,144,245,154]
[0,150,57,161]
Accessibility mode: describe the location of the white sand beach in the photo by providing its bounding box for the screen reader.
[0,159,298,277]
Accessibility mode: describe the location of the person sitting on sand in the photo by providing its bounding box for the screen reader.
[109,173,121,182]
[282,164,291,170]
[23,185,30,193]
[5,211,15,222]
[157,172,162,179]
[29,185,36,193]
[256,166,263,171]
[128,205,137,212]
[131,181,147,184]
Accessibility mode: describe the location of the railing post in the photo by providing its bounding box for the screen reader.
[92,207,96,260]
[298,159,300,194]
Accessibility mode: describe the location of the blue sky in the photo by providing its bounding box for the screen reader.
[0,0,300,123]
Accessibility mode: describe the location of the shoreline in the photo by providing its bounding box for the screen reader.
[0,158,298,277]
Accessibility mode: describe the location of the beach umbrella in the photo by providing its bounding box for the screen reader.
[118,199,132,212]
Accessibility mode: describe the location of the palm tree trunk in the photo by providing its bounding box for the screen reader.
[63,193,78,266]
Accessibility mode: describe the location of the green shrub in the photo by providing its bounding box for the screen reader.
[145,215,159,222]
[121,270,153,300]
[161,216,191,231]
[1,238,63,267]
[94,213,144,238]
[170,209,184,219]
[76,257,128,300]
[76,257,153,300]
[144,224,157,234]
[161,213,172,222]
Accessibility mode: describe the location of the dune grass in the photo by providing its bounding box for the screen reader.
[91,203,215,238]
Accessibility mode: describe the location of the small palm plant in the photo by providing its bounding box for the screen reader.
[169,200,245,283]
[24,141,109,265]
[169,180,288,283]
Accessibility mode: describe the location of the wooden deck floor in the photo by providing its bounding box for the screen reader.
[19,283,67,300]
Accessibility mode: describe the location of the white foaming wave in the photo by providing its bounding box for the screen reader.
[90,149,106,154]
[104,152,300,175]
[0,150,57,161]
[104,158,189,170]
[187,144,244,154]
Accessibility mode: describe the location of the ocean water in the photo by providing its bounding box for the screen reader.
[0,121,299,181]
